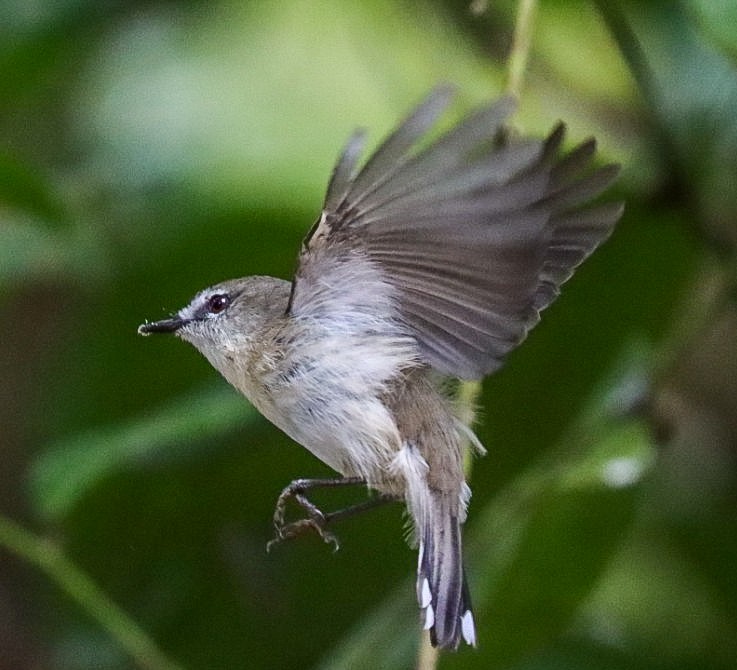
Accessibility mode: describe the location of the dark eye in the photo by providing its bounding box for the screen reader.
[206,293,230,315]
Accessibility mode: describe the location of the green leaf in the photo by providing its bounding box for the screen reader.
[29,386,258,522]
[599,0,737,244]
[0,151,65,223]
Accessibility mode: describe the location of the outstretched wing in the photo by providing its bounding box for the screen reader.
[288,86,623,380]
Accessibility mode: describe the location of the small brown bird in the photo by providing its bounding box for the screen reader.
[139,86,622,650]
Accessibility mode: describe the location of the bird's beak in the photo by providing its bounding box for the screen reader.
[138,316,187,335]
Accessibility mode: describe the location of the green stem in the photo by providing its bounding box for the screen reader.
[0,514,184,670]
[415,381,482,668]
[415,3,538,664]
[458,380,483,478]
[505,0,538,100]
[416,633,440,670]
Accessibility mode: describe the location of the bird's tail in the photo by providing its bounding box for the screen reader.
[415,490,476,649]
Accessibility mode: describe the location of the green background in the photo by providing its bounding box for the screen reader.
[2,1,736,668]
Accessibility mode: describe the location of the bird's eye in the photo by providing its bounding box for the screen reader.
[206,293,230,315]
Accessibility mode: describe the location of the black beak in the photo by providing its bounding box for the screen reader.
[138,316,186,335]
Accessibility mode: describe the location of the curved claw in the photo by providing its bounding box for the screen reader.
[265,476,391,554]
[267,517,341,553]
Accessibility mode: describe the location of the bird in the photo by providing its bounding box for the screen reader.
[138,85,623,650]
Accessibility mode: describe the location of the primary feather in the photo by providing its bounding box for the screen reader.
[290,86,623,379]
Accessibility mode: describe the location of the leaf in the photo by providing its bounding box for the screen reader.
[29,386,258,522]
[0,210,108,288]
[599,0,737,246]
[0,151,65,223]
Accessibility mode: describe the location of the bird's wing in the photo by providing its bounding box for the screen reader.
[287,85,623,380]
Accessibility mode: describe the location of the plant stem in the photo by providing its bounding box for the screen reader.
[415,2,538,664]
[416,632,440,670]
[0,514,184,670]
[506,0,538,100]
[415,378,482,668]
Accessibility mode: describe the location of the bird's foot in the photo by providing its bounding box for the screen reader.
[267,477,365,552]
[266,476,397,552]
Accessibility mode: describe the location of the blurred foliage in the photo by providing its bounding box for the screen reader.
[1,0,736,669]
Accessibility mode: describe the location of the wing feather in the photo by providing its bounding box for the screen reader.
[289,87,623,379]
[323,129,367,213]
[343,85,456,213]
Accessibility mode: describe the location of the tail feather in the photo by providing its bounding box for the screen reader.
[416,493,476,649]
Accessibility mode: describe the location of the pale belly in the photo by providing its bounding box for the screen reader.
[253,386,404,487]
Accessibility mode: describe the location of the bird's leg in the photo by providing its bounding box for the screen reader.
[267,477,397,552]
